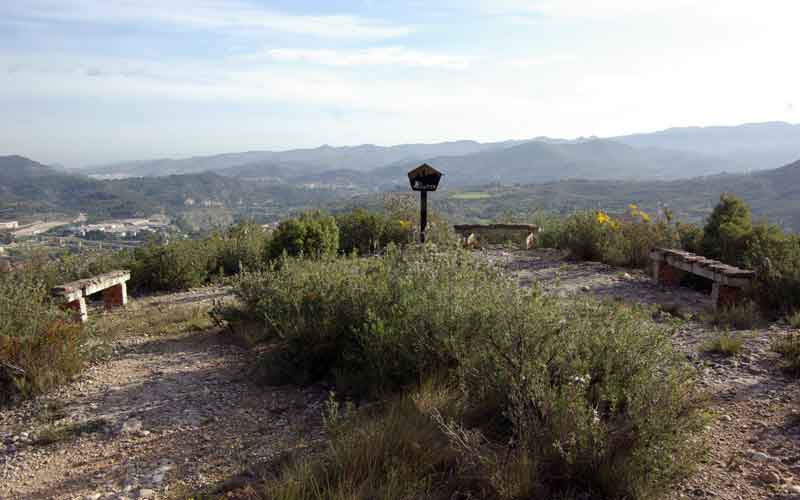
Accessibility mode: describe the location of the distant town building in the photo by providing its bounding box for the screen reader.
[0,221,19,230]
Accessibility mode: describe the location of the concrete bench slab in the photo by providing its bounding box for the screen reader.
[52,270,131,323]
[454,224,540,250]
[650,248,754,309]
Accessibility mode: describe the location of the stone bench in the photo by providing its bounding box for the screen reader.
[454,224,539,250]
[650,248,754,309]
[51,271,130,323]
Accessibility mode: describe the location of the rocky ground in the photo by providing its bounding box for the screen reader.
[0,289,328,500]
[3,251,800,499]
[489,248,800,500]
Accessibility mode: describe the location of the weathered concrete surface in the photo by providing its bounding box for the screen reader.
[454,224,539,250]
[651,248,754,309]
[52,271,131,322]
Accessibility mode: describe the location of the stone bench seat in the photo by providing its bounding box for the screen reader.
[650,248,754,309]
[454,224,540,250]
[52,270,131,322]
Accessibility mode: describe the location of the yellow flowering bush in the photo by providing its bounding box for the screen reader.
[560,205,680,268]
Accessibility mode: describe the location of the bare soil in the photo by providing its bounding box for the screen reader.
[0,289,327,500]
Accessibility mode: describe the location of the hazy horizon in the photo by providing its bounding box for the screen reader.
[2,0,799,166]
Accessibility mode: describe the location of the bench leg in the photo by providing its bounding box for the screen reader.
[102,283,128,309]
[712,283,743,310]
[63,297,88,323]
[654,261,681,286]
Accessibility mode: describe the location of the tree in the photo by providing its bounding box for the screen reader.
[701,193,752,265]
[267,211,339,260]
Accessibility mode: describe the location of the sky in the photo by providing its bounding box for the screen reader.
[1,0,799,166]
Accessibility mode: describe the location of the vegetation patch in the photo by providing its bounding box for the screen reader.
[701,332,745,357]
[773,333,800,375]
[1,271,86,404]
[700,302,758,331]
[32,418,110,446]
[219,247,705,499]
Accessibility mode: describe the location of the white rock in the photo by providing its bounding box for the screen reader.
[120,419,143,435]
[137,489,156,499]
[747,450,774,462]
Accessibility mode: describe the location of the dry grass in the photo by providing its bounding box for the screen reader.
[32,418,110,446]
[773,333,800,375]
[701,332,745,357]
[89,302,213,340]
[701,302,758,331]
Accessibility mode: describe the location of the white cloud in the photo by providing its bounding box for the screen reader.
[2,0,412,39]
[267,47,471,69]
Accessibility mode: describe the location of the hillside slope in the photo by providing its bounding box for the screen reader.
[615,121,800,170]
[81,140,527,178]
[0,155,142,217]
[370,139,740,188]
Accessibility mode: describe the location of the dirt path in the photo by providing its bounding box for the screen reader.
[0,290,326,500]
[491,248,800,500]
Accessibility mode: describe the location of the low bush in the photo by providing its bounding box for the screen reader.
[701,302,757,330]
[336,209,413,255]
[772,333,800,375]
[267,210,339,260]
[744,223,800,315]
[788,311,800,329]
[129,239,215,292]
[211,221,269,275]
[224,247,704,498]
[701,332,744,357]
[0,271,85,404]
[558,205,677,268]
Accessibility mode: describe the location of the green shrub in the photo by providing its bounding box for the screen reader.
[559,206,675,268]
[701,193,752,266]
[701,302,757,330]
[788,311,800,329]
[772,333,800,375]
[130,239,213,292]
[701,332,744,356]
[560,211,611,262]
[267,211,339,260]
[744,223,800,315]
[336,209,385,255]
[676,221,703,254]
[213,221,269,275]
[1,271,85,403]
[336,209,415,255]
[224,248,703,498]
[228,247,483,392]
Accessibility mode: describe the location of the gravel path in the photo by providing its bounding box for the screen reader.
[0,290,326,500]
[490,248,800,500]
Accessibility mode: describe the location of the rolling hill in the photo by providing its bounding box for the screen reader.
[368,139,741,188]
[81,140,528,178]
[614,121,800,170]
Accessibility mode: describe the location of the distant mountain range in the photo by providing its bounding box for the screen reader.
[613,121,800,170]
[5,152,800,230]
[76,122,800,188]
[0,156,350,219]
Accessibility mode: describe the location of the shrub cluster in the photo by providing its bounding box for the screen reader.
[547,194,800,316]
[266,210,339,260]
[335,208,413,255]
[557,204,680,268]
[223,247,703,499]
[0,271,84,404]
